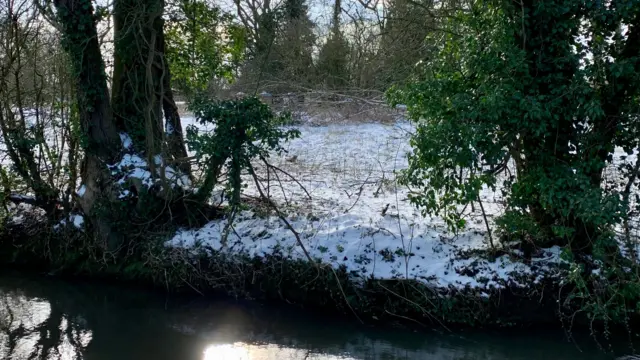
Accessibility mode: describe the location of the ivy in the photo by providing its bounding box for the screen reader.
[186,96,299,204]
[389,0,640,324]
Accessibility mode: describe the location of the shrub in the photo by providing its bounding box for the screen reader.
[185,96,300,205]
[389,0,640,325]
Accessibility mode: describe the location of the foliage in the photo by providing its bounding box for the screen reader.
[165,0,245,95]
[390,0,640,322]
[185,96,299,204]
[317,0,350,89]
[391,0,637,248]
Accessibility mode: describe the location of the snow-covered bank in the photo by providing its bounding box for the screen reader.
[168,210,565,293]
[167,120,568,297]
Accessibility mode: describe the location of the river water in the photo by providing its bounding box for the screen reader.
[0,272,627,360]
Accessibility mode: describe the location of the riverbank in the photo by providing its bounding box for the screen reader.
[0,119,636,335]
[0,223,565,330]
[0,191,582,333]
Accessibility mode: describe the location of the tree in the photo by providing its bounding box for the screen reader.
[111,0,186,164]
[234,0,315,92]
[9,0,299,252]
[0,0,73,217]
[270,0,316,89]
[374,0,436,90]
[164,0,245,173]
[164,0,244,96]
[391,0,640,258]
[317,0,350,89]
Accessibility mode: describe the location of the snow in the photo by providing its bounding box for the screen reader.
[1,104,635,294]
[120,133,133,149]
[72,214,84,228]
[169,210,563,291]
[10,214,25,224]
[110,154,155,187]
[168,119,566,295]
[54,214,85,230]
[108,153,192,190]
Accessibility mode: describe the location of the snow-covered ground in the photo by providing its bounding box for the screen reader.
[168,118,569,295]
[3,106,637,293]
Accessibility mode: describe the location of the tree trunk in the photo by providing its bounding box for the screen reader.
[53,0,122,249]
[112,0,164,155]
[157,20,191,176]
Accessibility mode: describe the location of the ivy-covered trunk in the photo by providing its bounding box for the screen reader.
[53,0,122,248]
[507,0,594,252]
[112,0,190,175]
[112,0,165,156]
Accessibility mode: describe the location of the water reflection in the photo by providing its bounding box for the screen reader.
[0,293,92,359]
[0,273,620,360]
[203,343,353,360]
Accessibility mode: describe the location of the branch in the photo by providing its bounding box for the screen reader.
[259,155,312,200]
[248,164,315,264]
[8,194,39,206]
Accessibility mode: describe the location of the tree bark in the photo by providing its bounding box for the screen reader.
[157,20,191,176]
[112,0,164,155]
[53,0,121,248]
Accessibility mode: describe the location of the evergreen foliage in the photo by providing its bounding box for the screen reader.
[390,0,640,322]
[185,96,300,204]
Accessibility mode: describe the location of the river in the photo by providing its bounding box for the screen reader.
[0,272,626,360]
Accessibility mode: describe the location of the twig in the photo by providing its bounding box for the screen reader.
[328,265,364,324]
[250,164,364,324]
[271,164,290,207]
[345,174,369,213]
[477,195,495,250]
[260,155,312,200]
[249,164,314,263]
[384,309,427,328]
[220,206,238,248]
[622,153,640,263]
[377,280,450,331]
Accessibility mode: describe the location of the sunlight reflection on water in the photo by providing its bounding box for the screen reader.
[0,274,621,360]
[203,342,355,360]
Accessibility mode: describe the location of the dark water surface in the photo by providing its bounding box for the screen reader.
[0,272,626,360]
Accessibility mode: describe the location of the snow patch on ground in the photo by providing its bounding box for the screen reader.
[168,119,567,294]
[168,210,563,292]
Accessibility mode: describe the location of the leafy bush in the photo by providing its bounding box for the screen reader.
[186,96,300,204]
[389,0,640,254]
[389,0,640,325]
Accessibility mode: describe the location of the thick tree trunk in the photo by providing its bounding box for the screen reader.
[54,0,120,159]
[53,0,122,249]
[112,0,164,155]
